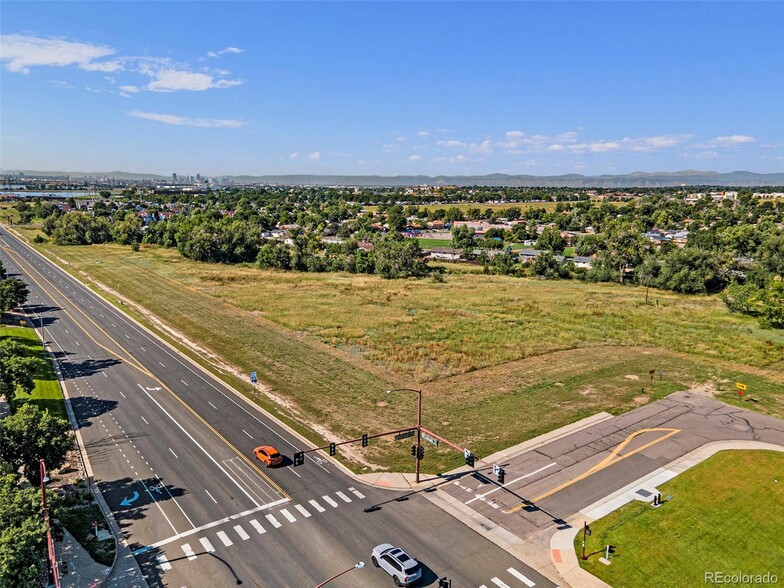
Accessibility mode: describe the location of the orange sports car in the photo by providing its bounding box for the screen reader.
[253,445,283,467]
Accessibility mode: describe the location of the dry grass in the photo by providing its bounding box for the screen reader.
[8,231,784,471]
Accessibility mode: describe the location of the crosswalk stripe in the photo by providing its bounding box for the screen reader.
[335,491,352,503]
[280,509,297,523]
[322,495,339,507]
[480,585,487,588]
[266,514,282,528]
[217,531,233,546]
[348,486,366,499]
[507,568,536,587]
[491,578,512,588]
[156,554,172,570]
[234,525,250,540]
[250,519,266,534]
[309,499,326,512]
[295,504,312,517]
[182,543,197,561]
[199,537,215,553]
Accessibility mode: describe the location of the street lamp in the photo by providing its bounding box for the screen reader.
[387,388,423,483]
[315,561,365,587]
[40,459,61,588]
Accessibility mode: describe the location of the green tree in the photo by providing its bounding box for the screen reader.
[111,211,143,245]
[656,248,726,294]
[536,226,566,253]
[759,235,784,276]
[451,225,475,250]
[0,278,29,314]
[373,234,428,279]
[0,404,71,486]
[385,205,407,232]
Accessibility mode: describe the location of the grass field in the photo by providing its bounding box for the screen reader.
[0,323,66,419]
[576,450,784,588]
[6,229,784,472]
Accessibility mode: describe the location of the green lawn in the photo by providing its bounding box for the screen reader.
[0,324,66,419]
[576,450,784,588]
[416,238,452,249]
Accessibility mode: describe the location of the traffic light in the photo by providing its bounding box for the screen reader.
[417,446,425,460]
[411,444,417,457]
[293,451,304,466]
[329,442,336,456]
[362,433,368,448]
[465,452,475,468]
[497,467,505,484]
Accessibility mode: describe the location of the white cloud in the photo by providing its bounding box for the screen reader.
[119,85,139,93]
[146,69,241,92]
[290,152,300,159]
[207,47,245,58]
[0,34,117,74]
[436,140,467,149]
[505,130,526,140]
[309,151,321,160]
[416,131,430,138]
[128,110,245,128]
[408,155,422,161]
[48,80,74,90]
[556,131,579,143]
[712,134,756,146]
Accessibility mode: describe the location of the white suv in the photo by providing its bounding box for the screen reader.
[371,543,422,586]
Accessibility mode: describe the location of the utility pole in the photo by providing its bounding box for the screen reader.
[581,521,591,561]
[387,389,423,483]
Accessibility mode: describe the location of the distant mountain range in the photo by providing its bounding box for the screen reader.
[3,169,784,188]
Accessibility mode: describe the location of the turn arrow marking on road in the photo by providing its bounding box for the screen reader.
[120,490,140,507]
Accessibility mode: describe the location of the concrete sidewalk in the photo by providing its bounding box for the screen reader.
[56,529,110,588]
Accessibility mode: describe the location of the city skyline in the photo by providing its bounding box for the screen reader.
[2,1,782,176]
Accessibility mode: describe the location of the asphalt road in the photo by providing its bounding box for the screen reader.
[440,390,784,537]
[0,229,556,588]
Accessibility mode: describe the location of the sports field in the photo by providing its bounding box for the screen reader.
[6,232,782,471]
[576,450,784,588]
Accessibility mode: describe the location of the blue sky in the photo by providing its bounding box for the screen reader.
[1,1,782,176]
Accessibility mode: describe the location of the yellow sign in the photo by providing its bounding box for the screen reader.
[736,382,747,391]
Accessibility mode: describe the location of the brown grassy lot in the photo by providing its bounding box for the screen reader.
[6,227,784,472]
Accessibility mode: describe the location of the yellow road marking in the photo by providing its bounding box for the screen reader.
[507,427,680,513]
[4,241,291,501]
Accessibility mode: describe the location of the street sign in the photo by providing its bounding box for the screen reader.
[422,432,439,446]
[492,463,500,476]
[395,430,415,441]
[736,382,747,391]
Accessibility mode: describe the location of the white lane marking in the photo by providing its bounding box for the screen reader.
[181,379,189,386]
[169,448,179,459]
[508,568,536,587]
[182,543,196,561]
[156,554,172,570]
[141,347,146,352]
[217,531,233,547]
[205,490,218,504]
[242,429,253,439]
[348,487,366,499]
[234,525,250,540]
[158,361,165,367]
[322,495,339,508]
[112,324,117,328]
[280,509,296,523]
[466,462,557,505]
[491,578,511,588]
[295,504,311,518]
[287,466,301,478]
[141,416,149,425]
[75,341,80,346]
[103,372,108,378]
[265,514,282,528]
[65,329,69,334]
[125,334,130,338]
[480,586,487,588]
[208,401,217,409]
[199,537,215,553]
[250,519,266,534]
[309,499,325,513]
[335,491,352,503]
[119,391,126,398]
